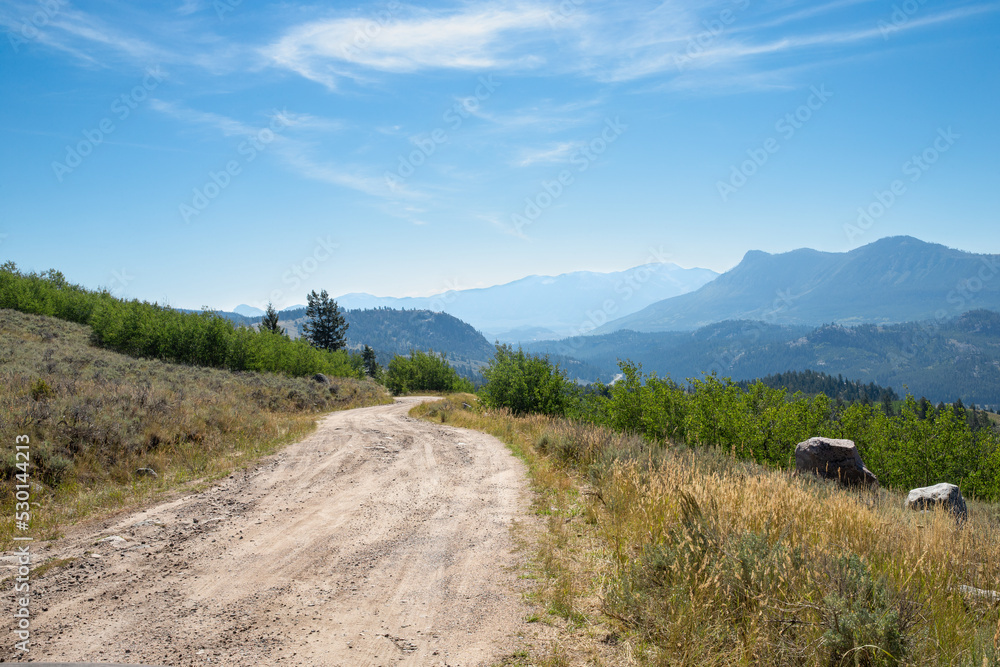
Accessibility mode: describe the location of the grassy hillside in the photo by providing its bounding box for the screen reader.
[0,309,390,547]
[417,397,1000,666]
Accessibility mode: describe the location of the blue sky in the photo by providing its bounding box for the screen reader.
[1,0,998,311]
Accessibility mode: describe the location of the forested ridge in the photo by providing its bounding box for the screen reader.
[530,311,1000,407]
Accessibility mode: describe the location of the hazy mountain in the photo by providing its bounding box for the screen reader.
[528,310,1000,408]
[233,304,265,317]
[595,236,1000,333]
[334,262,718,338]
[490,326,562,344]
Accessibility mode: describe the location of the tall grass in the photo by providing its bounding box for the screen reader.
[416,397,1000,666]
[0,310,390,547]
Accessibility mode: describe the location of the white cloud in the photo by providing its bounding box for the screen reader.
[262,4,555,88]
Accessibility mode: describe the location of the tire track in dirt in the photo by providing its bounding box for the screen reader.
[2,397,543,666]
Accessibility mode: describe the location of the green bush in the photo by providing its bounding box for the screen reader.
[479,344,570,416]
[820,554,912,666]
[383,349,473,395]
[30,378,54,401]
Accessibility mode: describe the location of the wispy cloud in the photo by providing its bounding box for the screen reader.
[598,3,1000,82]
[262,4,555,88]
[149,100,389,197]
[262,0,998,91]
[513,141,582,167]
[176,0,204,16]
[150,99,258,136]
[0,0,248,74]
[276,149,396,198]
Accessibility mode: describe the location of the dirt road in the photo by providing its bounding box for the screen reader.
[3,398,540,666]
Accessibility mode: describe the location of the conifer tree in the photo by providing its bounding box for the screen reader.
[301,289,348,352]
[260,302,286,337]
[362,345,379,378]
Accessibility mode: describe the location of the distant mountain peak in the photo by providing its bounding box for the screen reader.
[233,304,265,317]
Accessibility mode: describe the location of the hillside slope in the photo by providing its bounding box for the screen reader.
[0,308,389,545]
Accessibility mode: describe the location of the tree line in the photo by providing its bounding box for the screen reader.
[0,264,361,378]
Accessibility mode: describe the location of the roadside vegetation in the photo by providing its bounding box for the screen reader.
[415,345,1000,665]
[0,309,389,548]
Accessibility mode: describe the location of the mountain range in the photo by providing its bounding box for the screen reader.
[326,262,718,339]
[594,236,1000,333]
[216,235,1000,405]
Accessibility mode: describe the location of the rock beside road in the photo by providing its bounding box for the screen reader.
[795,437,878,488]
[907,482,968,521]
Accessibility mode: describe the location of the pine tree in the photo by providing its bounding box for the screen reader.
[301,289,348,352]
[260,302,286,337]
[362,345,379,378]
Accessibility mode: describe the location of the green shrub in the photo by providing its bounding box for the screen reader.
[30,378,54,401]
[383,349,473,395]
[820,554,913,666]
[480,344,570,416]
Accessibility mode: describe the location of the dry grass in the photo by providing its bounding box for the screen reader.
[416,396,1000,667]
[0,309,391,548]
